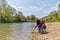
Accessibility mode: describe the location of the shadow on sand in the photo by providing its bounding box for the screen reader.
[41,31,49,34]
[31,31,49,34]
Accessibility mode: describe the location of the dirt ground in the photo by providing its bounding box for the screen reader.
[31,22,60,40]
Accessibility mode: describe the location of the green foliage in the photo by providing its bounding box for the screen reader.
[58,4,60,9]
[0,4,37,23]
[0,0,37,23]
[30,15,36,21]
[26,15,36,22]
[14,14,22,22]
[26,16,31,21]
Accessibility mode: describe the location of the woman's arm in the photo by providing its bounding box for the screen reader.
[42,24,45,27]
[34,25,38,29]
[42,23,46,28]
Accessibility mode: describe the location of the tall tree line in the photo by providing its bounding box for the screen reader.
[0,4,37,23]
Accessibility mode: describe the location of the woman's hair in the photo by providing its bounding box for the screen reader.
[36,19,40,25]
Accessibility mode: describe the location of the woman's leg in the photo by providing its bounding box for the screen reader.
[40,27,46,34]
[38,30,40,33]
[41,29,46,34]
[38,27,43,33]
[42,26,46,34]
[38,27,41,33]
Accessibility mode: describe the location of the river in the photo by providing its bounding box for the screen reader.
[0,22,35,40]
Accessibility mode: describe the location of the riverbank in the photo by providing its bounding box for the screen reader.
[31,23,60,40]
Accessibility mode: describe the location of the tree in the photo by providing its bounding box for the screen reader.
[58,4,60,10]
[26,16,31,21]
[30,15,36,21]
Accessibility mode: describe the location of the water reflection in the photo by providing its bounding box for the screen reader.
[0,22,35,40]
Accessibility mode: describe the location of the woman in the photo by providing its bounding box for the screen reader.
[34,19,46,34]
[41,19,46,34]
[34,19,42,33]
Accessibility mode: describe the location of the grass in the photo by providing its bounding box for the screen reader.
[31,32,35,34]
[0,23,12,28]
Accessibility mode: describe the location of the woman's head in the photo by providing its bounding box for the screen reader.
[36,19,40,25]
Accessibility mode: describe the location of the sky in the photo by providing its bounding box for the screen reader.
[6,0,60,18]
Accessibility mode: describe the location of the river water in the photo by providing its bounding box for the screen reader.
[0,22,35,40]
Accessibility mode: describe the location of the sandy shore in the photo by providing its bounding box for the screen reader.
[31,23,60,40]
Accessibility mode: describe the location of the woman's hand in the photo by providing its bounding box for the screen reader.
[34,25,37,30]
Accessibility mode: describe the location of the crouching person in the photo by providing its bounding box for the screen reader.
[41,19,46,34]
